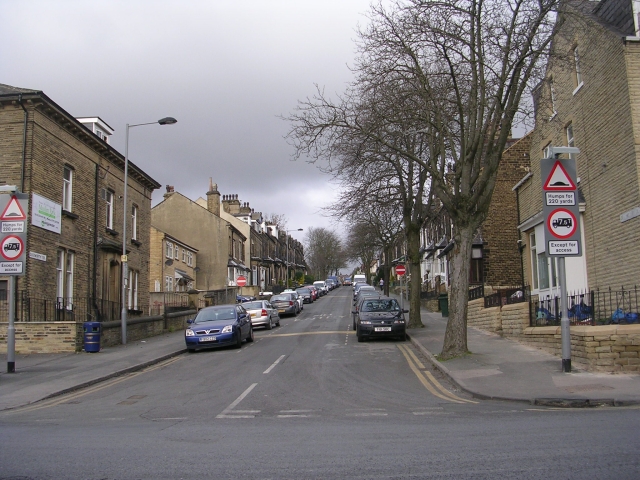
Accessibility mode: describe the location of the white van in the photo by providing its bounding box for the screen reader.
[313,280,328,295]
[352,274,367,289]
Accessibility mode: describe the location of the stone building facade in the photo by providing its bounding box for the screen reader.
[151,189,229,293]
[0,84,160,325]
[517,0,640,292]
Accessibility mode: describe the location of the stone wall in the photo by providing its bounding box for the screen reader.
[0,310,195,354]
[467,297,640,372]
[521,325,640,373]
[0,322,81,354]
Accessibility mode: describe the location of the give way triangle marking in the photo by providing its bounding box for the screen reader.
[543,161,576,191]
[0,196,26,221]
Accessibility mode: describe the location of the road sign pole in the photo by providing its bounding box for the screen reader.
[7,275,15,373]
[558,257,571,372]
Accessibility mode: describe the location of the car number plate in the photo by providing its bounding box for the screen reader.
[374,327,392,332]
[278,309,286,313]
[200,336,216,342]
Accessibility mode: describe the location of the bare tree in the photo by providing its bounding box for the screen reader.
[287,78,437,327]
[304,227,346,279]
[288,0,559,357]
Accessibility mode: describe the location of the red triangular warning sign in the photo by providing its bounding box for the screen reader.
[543,161,576,191]
[1,195,26,221]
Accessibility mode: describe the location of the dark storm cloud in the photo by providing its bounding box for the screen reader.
[0,0,375,233]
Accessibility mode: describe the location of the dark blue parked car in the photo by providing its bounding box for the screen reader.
[185,304,253,352]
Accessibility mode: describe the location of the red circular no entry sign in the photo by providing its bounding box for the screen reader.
[236,276,247,287]
[395,264,406,276]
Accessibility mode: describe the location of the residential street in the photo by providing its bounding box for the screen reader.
[1,288,639,479]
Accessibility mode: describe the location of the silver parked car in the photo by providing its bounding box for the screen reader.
[242,300,280,330]
[270,293,300,316]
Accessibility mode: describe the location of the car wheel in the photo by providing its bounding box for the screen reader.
[234,331,242,349]
[246,327,254,343]
[266,317,273,330]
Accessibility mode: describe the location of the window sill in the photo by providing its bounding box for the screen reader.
[106,227,119,236]
[548,112,557,122]
[131,239,142,247]
[572,82,584,96]
[62,210,78,220]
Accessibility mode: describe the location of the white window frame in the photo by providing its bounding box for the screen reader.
[543,143,552,159]
[128,270,138,310]
[529,232,538,290]
[573,47,583,94]
[165,275,174,292]
[187,251,193,267]
[63,166,73,212]
[131,205,138,241]
[549,77,557,120]
[105,190,114,229]
[566,123,576,160]
[56,249,74,308]
[182,248,186,263]
[166,241,174,259]
[154,279,161,292]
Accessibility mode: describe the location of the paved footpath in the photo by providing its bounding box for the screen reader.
[1,301,639,411]
[407,306,640,407]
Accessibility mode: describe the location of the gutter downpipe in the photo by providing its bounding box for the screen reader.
[18,94,28,192]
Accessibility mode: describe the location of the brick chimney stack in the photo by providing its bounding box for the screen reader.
[206,178,220,216]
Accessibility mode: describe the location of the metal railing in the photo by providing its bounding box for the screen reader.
[484,286,528,308]
[530,286,639,327]
[0,292,161,323]
[468,284,484,301]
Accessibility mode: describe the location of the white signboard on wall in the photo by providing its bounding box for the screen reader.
[32,193,61,234]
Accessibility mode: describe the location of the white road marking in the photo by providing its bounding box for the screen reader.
[263,354,286,374]
[216,383,258,418]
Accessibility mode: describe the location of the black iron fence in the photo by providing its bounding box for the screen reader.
[530,286,639,327]
[484,286,528,308]
[0,292,206,323]
[468,284,484,301]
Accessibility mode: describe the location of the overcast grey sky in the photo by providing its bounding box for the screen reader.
[1,0,378,240]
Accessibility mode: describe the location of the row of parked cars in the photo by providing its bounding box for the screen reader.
[185,280,341,352]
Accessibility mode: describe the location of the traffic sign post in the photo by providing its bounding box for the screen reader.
[0,190,28,374]
[541,158,582,256]
[395,264,406,310]
[541,148,580,373]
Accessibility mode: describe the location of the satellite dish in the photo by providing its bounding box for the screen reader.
[165,259,173,266]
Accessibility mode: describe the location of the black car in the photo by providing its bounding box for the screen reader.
[353,296,408,342]
[296,287,314,304]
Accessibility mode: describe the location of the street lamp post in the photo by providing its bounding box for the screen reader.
[285,228,303,288]
[121,117,177,345]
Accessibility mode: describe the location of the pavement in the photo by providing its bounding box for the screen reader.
[1,296,639,412]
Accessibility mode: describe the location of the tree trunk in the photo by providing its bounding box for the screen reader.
[406,224,423,328]
[440,225,474,359]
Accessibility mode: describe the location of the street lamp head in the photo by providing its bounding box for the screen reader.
[158,117,177,125]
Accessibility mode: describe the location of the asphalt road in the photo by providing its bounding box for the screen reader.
[1,288,639,479]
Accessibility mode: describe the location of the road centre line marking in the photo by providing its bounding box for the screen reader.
[397,345,467,404]
[264,355,286,374]
[216,383,258,418]
[268,331,354,337]
[280,409,314,413]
